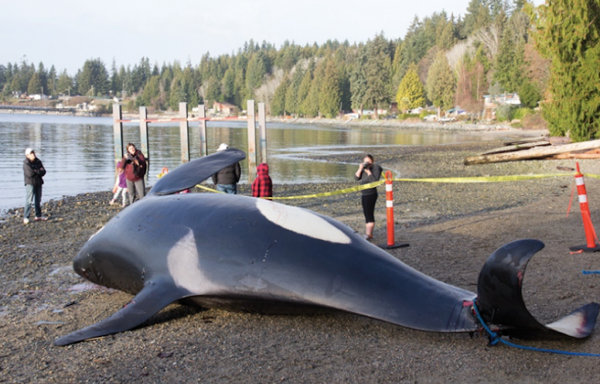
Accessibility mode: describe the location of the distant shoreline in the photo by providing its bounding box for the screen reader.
[0,107,549,136]
[267,116,534,132]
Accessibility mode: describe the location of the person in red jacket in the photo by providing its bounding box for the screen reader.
[121,143,147,204]
[252,163,272,198]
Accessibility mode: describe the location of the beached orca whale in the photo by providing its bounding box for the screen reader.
[55,148,599,346]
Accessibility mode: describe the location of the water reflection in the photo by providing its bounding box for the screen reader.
[0,114,492,212]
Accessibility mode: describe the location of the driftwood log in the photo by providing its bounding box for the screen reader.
[481,140,551,155]
[465,139,600,165]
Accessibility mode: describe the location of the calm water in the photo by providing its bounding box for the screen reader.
[0,113,493,213]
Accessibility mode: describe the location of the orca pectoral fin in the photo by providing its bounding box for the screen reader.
[55,279,187,346]
[477,239,600,338]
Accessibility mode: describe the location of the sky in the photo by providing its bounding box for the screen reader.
[1,0,544,74]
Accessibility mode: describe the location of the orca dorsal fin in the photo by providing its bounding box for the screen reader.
[148,148,246,196]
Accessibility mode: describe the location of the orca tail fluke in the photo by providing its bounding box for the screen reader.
[476,239,599,338]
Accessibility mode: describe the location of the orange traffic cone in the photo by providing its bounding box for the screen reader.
[569,162,600,252]
[380,171,409,250]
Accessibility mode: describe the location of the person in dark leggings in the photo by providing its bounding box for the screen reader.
[354,154,382,240]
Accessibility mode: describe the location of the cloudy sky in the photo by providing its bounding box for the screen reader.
[1,0,544,74]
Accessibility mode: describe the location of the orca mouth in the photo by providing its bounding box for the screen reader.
[476,239,599,338]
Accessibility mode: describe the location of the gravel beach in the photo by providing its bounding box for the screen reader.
[1,136,600,383]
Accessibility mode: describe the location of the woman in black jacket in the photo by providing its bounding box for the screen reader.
[355,154,382,240]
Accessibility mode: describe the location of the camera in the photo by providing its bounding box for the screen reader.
[126,153,134,161]
[362,162,372,169]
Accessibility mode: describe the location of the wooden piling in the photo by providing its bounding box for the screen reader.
[258,102,267,163]
[139,106,149,179]
[247,100,257,183]
[179,102,190,163]
[198,104,207,157]
[112,103,124,165]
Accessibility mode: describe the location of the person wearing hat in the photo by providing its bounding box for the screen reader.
[211,143,241,194]
[23,148,47,224]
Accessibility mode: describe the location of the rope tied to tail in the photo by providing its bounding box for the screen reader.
[471,301,600,357]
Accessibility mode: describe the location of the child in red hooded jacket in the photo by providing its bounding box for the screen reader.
[252,163,272,198]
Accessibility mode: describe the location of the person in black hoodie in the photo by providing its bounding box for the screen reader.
[23,147,47,224]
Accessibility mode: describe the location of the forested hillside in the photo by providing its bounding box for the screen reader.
[1,0,599,140]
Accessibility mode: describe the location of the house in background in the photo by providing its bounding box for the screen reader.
[213,102,239,116]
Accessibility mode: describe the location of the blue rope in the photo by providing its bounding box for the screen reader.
[471,302,600,357]
[582,270,600,275]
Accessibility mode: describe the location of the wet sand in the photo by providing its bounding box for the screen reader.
[1,140,599,383]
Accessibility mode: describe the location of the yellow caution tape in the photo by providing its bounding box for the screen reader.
[584,173,600,180]
[268,180,385,200]
[194,180,385,199]
[394,173,569,183]
[196,184,223,193]
[193,173,574,200]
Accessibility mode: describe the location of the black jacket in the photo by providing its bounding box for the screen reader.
[212,162,241,185]
[355,163,382,196]
[24,157,46,187]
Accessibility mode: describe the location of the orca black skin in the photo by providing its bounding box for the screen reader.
[54,149,599,345]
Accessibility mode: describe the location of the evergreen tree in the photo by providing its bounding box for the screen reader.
[204,76,221,106]
[302,61,323,117]
[530,0,600,140]
[27,73,42,95]
[77,58,109,96]
[56,70,73,95]
[169,74,186,110]
[297,62,314,116]
[36,62,47,95]
[350,46,368,113]
[463,0,492,35]
[426,51,456,114]
[221,67,235,103]
[47,65,57,96]
[284,67,304,116]
[518,80,541,109]
[246,52,267,95]
[395,64,425,112]
[271,77,289,116]
[319,59,342,118]
[139,75,160,107]
[364,34,392,117]
[494,26,524,92]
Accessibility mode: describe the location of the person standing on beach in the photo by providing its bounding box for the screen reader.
[212,143,241,194]
[23,147,47,224]
[252,162,273,198]
[109,161,128,207]
[355,154,382,240]
[122,143,147,204]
